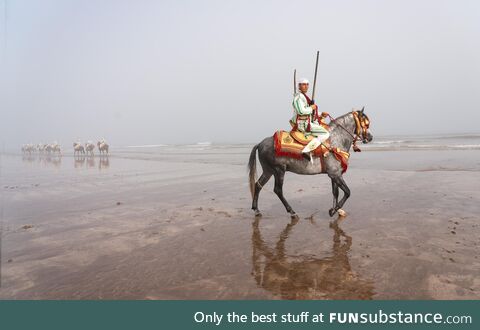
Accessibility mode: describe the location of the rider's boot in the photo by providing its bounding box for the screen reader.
[302,138,321,154]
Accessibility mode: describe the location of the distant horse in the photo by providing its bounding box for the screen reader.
[28,144,36,154]
[73,142,85,155]
[248,109,372,218]
[51,142,62,155]
[37,144,46,154]
[44,144,54,154]
[97,140,109,155]
[22,144,35,154]
[85,141,95,156]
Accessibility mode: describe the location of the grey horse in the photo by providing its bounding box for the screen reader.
[248,109,373,218]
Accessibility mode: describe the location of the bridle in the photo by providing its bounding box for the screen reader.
[327,109,370,152]
[352,110,371,141]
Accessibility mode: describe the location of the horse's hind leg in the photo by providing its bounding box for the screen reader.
[273,168,297,218]
[252,172,272,217]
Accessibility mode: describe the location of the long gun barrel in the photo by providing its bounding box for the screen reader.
[311,51,319,104]
[293,69,296,95]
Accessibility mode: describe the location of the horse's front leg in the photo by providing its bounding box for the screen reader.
[329,178,339,217]
[329,176,350,217]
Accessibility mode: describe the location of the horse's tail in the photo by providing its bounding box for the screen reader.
[248,144,259,199]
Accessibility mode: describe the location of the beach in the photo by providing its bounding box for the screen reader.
[1,136,479,299]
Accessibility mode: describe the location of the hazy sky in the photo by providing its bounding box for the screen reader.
[1,0,479,146]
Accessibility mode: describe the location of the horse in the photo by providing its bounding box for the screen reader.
[45,144,55,154]
[51,142,62,155]
[248,108,372,218]
[73,142,85,156]
[85,141,95,156]
[22,144,35,154]
[97,140,109,155]
[37,143,46,154]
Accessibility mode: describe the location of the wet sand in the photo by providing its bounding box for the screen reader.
[0,146,479,299]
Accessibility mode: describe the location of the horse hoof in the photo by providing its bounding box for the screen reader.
[290,213,299,220]
[254,210,262,218]
[329,208,336,217]
[338,209,347,217]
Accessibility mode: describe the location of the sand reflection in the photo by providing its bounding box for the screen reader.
[74,155,86,168]
[72,155,110,170]
[98,155,110,170]
[22,154,62,168]
[251,217,374,299]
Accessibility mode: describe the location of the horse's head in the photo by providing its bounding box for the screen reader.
[353,107,373,143]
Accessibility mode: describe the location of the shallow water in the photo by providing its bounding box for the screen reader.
[1,138,479,299]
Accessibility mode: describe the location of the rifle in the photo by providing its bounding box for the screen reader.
[293,69,296,95]
[311,51,319,119]
[311,51,319,103]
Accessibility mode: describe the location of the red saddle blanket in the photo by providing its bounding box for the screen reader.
[273,130,350,173]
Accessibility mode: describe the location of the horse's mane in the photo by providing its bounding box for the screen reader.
[328,112,353,130]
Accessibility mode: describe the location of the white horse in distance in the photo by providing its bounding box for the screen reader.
[21,144,36,154]
[97,139,109,155]
[51,142,62,155]
[85,141,95,156]
[73,142,85,155]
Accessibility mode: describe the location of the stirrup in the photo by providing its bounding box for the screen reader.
[301,150,314,163]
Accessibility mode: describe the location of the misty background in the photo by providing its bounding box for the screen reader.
[1,0,479,147]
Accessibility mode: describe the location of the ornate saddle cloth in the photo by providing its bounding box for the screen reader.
[273,130,350,173]
[274,130,328,158]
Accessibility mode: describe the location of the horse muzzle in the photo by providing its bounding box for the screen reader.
[363,132,373,143]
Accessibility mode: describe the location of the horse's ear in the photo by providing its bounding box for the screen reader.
[361,106,365,114]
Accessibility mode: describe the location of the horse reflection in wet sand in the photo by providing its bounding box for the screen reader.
[251,218,374,299]
[23,154,62,168]
[98,155,110,170]
[74,155,86,168]
[86,155,96,168]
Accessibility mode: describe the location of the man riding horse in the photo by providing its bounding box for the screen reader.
[291,78,330,155]
[249,105,372,218]
[248,54,373,218]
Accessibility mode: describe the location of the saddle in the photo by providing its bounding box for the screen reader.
[274,130,330,158]
[289,130,317,145]
[273,130,350,173]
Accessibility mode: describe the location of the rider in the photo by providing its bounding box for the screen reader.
[291,78,330,154]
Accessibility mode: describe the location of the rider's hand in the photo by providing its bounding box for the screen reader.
[311,104,318,111]
[321,112,329,117]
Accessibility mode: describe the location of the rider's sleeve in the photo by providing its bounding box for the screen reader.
[293,94,313,115]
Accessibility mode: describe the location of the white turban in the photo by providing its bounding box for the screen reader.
[298,78,309,84]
